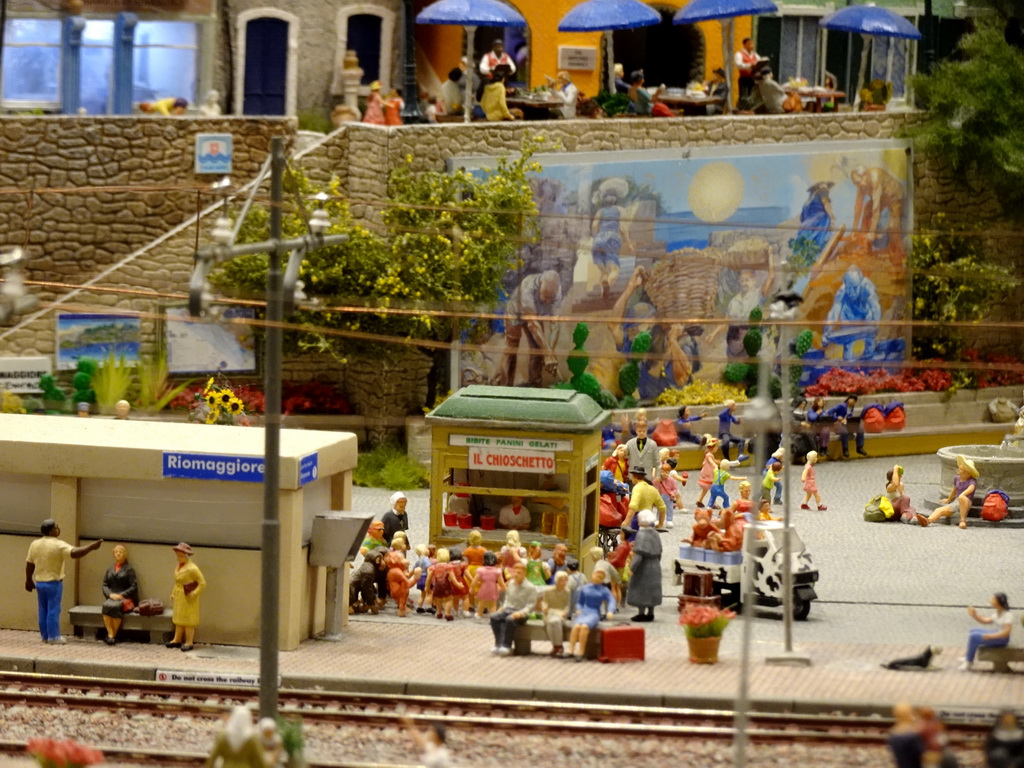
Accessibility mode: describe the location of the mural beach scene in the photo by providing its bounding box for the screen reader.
[56,313,141,370]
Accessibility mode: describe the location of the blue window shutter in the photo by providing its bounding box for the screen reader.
[112,12,137,114]
[61,16,86,114]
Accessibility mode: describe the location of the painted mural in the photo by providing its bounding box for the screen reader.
[453,140,912,400]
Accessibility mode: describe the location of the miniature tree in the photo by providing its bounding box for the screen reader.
[617,330,651,409]
[72,357,97,405]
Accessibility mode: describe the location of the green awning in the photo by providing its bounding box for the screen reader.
[426,386,610,434]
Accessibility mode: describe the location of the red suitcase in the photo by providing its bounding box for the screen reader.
[598,624,645,663]
[683,571,714,597]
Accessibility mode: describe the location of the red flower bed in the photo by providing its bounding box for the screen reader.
[963,349,1024,388]
[805,367,951,397]
[169,380,350,415]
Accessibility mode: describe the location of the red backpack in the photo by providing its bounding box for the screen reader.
[883,402,906,431]
[861,404,886,433]
[600,493,625,527]
[981,490,1009,522]
[651,419,679,447]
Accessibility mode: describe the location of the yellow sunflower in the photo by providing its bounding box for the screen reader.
[227,398,244,414]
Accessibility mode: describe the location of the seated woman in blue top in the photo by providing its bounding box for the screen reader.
[806,396,832,453]
[566,565,616,661]
[676,405,705,445]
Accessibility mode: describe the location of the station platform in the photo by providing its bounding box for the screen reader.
[1,618,1020,721]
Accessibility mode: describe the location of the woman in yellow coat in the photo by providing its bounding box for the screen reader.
[167,542,205,652]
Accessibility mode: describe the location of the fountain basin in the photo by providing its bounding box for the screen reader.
[935,444,1024,524]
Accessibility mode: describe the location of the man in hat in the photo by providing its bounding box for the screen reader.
[479,38,516,80]
[25,519,103,644]
[382,491,410,547]
[625,418,660,483]
[624,465,667,531]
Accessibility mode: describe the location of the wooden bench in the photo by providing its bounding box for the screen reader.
[976,646,1024,673]
[70,605,175,644]
[512,619,600,659]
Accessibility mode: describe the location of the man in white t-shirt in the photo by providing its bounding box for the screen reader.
[479,39,516,80]
[25,518,103,643]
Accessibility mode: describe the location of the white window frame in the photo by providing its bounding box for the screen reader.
[331,5,397,98]
[234,8,299,117]
[1,16,63,110]
[132,19,203,105]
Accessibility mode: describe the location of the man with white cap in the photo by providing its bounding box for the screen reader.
[382,491,410,547]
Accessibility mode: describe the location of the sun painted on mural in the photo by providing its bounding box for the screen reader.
[453,140,912,400]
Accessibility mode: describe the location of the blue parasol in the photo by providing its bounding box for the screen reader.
[558,0,660,92]
[672,0,779,113]
[417,0,526,122]
[819,3,921,106]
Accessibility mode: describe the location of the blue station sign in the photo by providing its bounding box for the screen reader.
[162,451,321,485]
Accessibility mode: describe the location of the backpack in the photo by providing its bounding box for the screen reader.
[864,494,895,522]
[883,402,906,431]
[981,490,1010,522]
[600,493,625,527]
[651,419,679,447]
[861,404,886,433]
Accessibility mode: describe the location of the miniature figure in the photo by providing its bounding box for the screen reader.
[605,528,633,601]
[479,38,517,78]
[77,402,91,417]
[206,706,265,768]
[887,702,925,768]
[362,81,386,125]
[757,498,780,521]
[542,570,573,656]
[588,545,623,605]
[684,508,720,548]
[886,465,917,523]
[627,70,663,116]
[100,544,138,645]
[602,444,629,483]
[826,395,868,459]
[448,548,472,617]
[675,405,706,445]
[413,544,435,613]
[985,709,1024,768]
[489,561,538,656]
[479,64,516,121]
[470,550,506,618]
[139,97,188,115]
[499,529,525,578]
[959,592,1014,670]
[807,396,832,454]
[625,417,660,482]
[717,400,750,462]
[654,456,683,528]
[590,179,632,299]
[706,503,749,552]
[402,718,451,768]
[381,491,410,546]
[709,459,741,510]
[199,89,222,116]
[391,531,411,559]
[565,556,585,600]
[627,510,662,622]
[167,542,205,652]
[498,495,532,530]
[800,451,827,510]
[427,548,462,621]
[359,520,387,555]
[350,547,388,614]
[383,88,404,126]
[624,466,666,531]
[547,543,570,582]
[258,717,284,768]
[385,551,419,617]
[567,566,616,661]
[114,399,130,419]
[25,518,103,644]
[525,541,551,587]
[695,435,719,508]
[764,447,785,504]
[919,455,979,529]
[761,460,782,505]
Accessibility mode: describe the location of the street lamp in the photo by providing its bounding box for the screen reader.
[401,0,426,123]
[189,137,349,720]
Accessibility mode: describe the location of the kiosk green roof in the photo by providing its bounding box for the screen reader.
[426,386,610,433]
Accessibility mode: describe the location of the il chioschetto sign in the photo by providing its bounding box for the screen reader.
[469,447,556,473]
[162,451,319,485]
[450,434,572,452]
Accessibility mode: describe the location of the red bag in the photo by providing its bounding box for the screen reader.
[884,404,906,431]
[981,491,1009,522]
[651,419,679,447]
[861,405,885,433]
[599,494,625,527]
[599,624,645,663]
[651,102,674,117]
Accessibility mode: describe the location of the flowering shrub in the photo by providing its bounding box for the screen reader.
[679,604,736,638]
[189,377,250,425]
[962,349,1024,388]
[170,380,351,416]
[804,367,952,396]
[27,738,103,768]
[655,381,749,407]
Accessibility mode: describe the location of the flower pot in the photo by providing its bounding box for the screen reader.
[457,513,473,529]
[480,514,496,530]
[442,512,458,527]
[687,635,721,664]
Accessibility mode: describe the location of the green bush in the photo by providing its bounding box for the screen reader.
[353,443,429,490]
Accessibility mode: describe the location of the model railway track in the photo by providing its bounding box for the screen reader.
[0,672,989,750]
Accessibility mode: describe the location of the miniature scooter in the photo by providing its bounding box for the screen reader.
[675,520,819,620]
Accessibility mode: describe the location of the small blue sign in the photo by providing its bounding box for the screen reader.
[163,452,264,482]
[299,453,319,486]
[195,133,233,174]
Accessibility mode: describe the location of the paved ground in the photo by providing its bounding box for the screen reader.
[1,452,1020,719]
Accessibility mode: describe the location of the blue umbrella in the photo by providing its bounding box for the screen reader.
[417,0,526,122]
[673,0,779,113]
[819,3,921,106]
[558,0,660,92]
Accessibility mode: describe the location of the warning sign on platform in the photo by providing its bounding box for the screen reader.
[469,447,555,473]
[156,670,264,687]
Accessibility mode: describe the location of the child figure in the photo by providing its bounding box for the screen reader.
[499,530,525,579]
[709,459,741,509]
[653,456,683,529]
[695,435,720,508]
[800,451,827,510]
[470,550,506,618]
[764,448,785,505]
[758,499,780,522]
[426,548,461,621]
[413,544,435,613]
[448,548,471,617]
[762,460,782,505]
[605,528,633,602]
[525,541,551,587]
[684,508,720,548]
[463,529,487,585]
[385,551,419,617]
[707,503,749,552]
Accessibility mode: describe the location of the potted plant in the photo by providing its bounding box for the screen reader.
[858,78,892,111]
[679,603,736,663]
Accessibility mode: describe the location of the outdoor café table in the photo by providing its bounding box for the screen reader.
[656,93,723,116]
[784,86,846,113]
[505,95,565,120]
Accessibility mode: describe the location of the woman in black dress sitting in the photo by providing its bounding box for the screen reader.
[101,544,138,645]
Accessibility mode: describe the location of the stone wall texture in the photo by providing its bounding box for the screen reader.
[0,112,1019,402]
